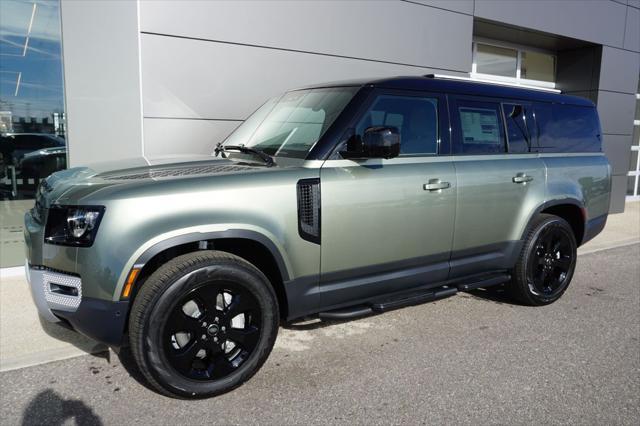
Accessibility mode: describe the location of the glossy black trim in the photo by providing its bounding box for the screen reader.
[135,230,290,282]
[582,214,608,244]
[296,178,321,244]
[52,298,129,347]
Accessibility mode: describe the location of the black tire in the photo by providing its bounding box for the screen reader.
[510,214,578,306]
[129,250,279,399]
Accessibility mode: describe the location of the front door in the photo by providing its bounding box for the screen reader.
[318,90,456,309]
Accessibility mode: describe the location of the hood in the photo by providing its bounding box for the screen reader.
[38,155,272,206]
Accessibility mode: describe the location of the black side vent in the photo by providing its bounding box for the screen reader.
[297,178,321,244]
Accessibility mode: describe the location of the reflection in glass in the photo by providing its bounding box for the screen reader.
[521,50,555,82]
[1,0,66,268]
[1,0,66,201]
[476,44,517,78]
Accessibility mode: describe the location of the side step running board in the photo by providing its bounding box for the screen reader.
[370,286,457,312]
[318,273,511,321]
[455,273,511,291]
[319,305,373,321]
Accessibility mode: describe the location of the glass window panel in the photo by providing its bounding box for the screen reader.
[224,87,357,159]
[355,95,439,155]
[504,103,535,153]
[476,44,517,77]
[521,50,556,82]
[0,0,66,267]
[453,99,506,155]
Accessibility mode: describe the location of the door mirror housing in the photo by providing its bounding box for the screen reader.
[341,126,400,159]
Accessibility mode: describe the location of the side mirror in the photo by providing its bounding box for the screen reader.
[362,126,400,159]
[340,126,400,160]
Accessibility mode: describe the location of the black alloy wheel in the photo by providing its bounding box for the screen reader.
[163,281,261,380]
[527,225,574,298]
[129,250,279,399]
[510,214,578,305]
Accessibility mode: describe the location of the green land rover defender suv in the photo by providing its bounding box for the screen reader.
[24,76,611,398]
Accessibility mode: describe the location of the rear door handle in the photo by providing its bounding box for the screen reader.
[512,174,533,184]
[423,179,451,191]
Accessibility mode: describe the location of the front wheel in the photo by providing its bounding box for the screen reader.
[129,250,279,398]
[510,214,578,306]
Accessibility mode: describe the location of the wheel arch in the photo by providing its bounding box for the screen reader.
[525,199,586,246]
[126,230,291,320]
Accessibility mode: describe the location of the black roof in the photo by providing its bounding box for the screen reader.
[301,75,594,107]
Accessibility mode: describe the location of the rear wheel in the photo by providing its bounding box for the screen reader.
[129,250,279,398]
[510,214,577,305]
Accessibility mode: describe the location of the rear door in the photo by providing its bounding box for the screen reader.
[318,89,456,308]
[449,96,545,278]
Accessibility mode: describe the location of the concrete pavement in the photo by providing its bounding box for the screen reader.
[0,202,638,373]
[1,244,638,425]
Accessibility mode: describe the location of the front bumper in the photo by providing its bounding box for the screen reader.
[26,263,129,347]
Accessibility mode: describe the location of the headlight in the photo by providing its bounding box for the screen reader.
[44,206,105,247]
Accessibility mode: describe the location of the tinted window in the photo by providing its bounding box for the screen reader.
[356,95,439,155]
[503,103,535,153]
[453,99,506,154]
[535,103,601,152]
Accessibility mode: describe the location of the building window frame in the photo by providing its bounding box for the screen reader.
[471,38,557,90]
[627,92,640,202]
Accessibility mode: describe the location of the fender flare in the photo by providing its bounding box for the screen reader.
[521,198,587,243]
[134,229,291,282]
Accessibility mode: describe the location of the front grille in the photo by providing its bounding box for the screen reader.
[297,178,321,244]
[100,164,252,180]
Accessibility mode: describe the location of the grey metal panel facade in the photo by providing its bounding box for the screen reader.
[60,0,144,166]
[140,33,467,121]
[599,47,640,94]
[139,0,473,72]
[143,118,241,158]
[624,6,640,52]
[603,134,634,175]
[597,91,637,136]
[406,0,474,15]
[474,0,628,48]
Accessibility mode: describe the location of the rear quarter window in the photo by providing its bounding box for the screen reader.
[535,103,601,153]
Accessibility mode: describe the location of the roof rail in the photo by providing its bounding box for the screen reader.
[424,73,561,94]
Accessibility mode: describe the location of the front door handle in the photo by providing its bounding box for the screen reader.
[423,179,451,191]
[512,174,534,184]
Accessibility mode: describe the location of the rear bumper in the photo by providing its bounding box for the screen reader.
[26,263,129,347]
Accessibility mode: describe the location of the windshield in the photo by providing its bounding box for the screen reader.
[222,87,358,159]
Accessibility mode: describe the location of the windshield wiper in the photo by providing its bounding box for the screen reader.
[214,143,276,167]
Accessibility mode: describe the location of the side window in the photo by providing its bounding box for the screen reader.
[533,102,554,150]
[453,99,506,154]
[503,103,534,153]
[356,95,439,156]
[551,104,601,152]
[535,103,601,153]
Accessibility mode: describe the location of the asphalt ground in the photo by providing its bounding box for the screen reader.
[0,243,638,425]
